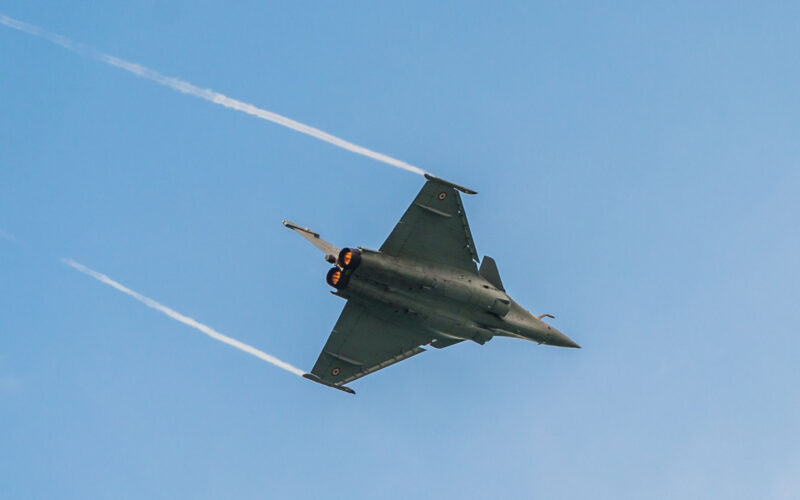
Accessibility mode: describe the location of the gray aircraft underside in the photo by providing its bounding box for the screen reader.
[285,174,579,394]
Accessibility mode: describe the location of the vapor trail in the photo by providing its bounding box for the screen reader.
[62,258,306,377]
[1,13,426,176]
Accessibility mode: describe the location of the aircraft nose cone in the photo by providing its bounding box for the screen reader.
[549,330,581,349]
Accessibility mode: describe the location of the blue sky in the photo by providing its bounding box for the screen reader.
[1,2,799,498]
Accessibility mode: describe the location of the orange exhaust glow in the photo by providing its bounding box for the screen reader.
[337,248,361,270]
[326,266,346,288]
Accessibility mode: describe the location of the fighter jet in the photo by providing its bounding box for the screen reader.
[285,174,579,394]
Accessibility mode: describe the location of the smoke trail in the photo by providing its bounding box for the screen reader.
[1,13,427,176]
[61,258,306,377]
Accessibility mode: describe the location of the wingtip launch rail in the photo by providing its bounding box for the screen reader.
[302,373,356,394]
[423,174,477,195]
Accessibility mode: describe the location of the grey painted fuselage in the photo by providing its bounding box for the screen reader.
[333,248,579,349]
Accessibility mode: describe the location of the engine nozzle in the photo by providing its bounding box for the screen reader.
[326,267,348,289]
[338,248,362,270]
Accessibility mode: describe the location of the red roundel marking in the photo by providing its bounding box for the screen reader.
[437,192,447,201]
[331,367,341,377]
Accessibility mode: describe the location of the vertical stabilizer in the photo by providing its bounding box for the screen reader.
[479,256,505,292]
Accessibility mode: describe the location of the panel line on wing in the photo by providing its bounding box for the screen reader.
[323,349,364,366]
[414,203,453,218]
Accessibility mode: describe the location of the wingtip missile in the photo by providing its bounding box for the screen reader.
[423,174,477,195]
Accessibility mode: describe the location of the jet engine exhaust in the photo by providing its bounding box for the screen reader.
[326,267,345,288]
[337,248,361,270]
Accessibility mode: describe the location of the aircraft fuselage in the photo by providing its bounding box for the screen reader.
[329,247,578,349]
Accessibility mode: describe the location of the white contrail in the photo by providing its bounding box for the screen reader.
[61,258,306,377]
[0,13,427,176]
